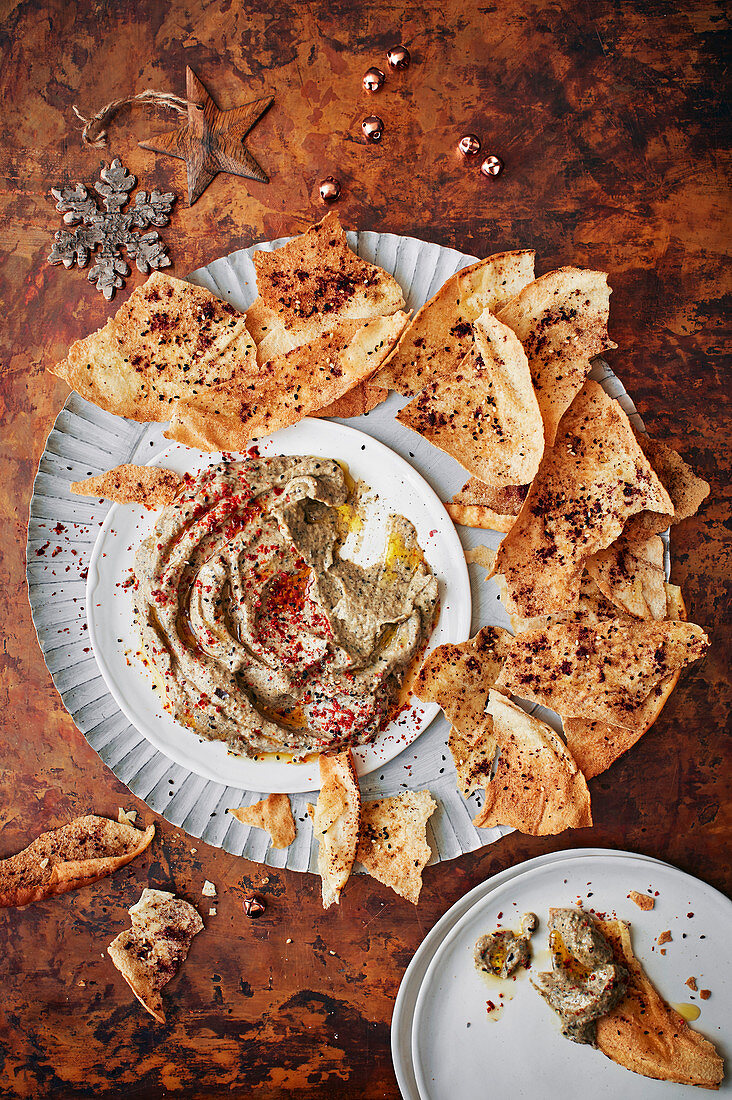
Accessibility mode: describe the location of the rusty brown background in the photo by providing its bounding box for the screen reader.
[0,0,730,1097]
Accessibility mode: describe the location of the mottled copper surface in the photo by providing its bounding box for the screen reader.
[0,1,729,1098]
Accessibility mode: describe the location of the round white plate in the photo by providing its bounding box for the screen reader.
[86,420,471,793]
[409,851,731,1099]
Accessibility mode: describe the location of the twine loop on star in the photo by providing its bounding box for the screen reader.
[72,90,189,148]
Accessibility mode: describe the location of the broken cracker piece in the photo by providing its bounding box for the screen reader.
[227,794,296,849]
[71,465,182,509]
[628,890,655,911]
[107,888,203,1023]
[357,790,436,904]
[310,750,361,908]
[0,815,155,908]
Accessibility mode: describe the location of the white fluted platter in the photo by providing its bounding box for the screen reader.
[27,230,650,870]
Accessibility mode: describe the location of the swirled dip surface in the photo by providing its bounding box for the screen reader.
[133,456,439,757]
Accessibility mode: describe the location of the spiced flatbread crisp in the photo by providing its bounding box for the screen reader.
[596,919,724,1088]
[397,309,544,488]
[415,626,512,797]
[624,433,711,541]
[356,790,436,904]
[108,888,203,1023]
[308,750,361,909]
[472,691,592,835]
[497,618,708,732]
[446,479,528,533]
[315,380,387,418]
[50,272,256,422]
[0,815,155,908]
[496,267,616,445]
[166,313,407,451]
[245,212,405,363]
[586,532,668,620]
[71,464,182,509]
[374,250,535,396]
[227,794,296,849]
[494,381,673,619]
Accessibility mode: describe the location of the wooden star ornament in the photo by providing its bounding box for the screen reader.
[139,67,273,205]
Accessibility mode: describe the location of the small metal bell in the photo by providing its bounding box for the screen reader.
[387,45,410,70]
[362,115,384,143]
[243,895,266,917]
[319,176,341,204]
[458,134,481,157]
[363,66,385,93]
[480,155,504,177]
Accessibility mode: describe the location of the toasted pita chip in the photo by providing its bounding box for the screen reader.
[166,313,407,451]
[447,479,528,532]
[494,382,673,619]
[107,888,203,1023]
[562,585,687,777]
[586,532,668,620]
[496,268,616,445]
[0,815,155,908]
[397,310,544,487]
[356,790,436,904]
[497,618,708,732]
[627,891,655,911]
[415,626,512,795]
[374,250,535,396]
[245,213,405,363]
[315,380,387,418]
[596,919,724,1088]
[623,433,711,541]
[473,691,592,835]
[50,272,256,422]
[309,750,361,908]
[227,794,296,849]
[463,544,497,572]
[71,464,182,509]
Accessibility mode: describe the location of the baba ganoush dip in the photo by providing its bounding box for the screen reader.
[532,908,628,1045]
[133,455,439,758]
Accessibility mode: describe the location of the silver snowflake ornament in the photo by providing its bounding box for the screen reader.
[48,158,176,300]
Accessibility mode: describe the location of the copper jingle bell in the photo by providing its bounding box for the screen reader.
[480,155,504,177]
[387,44,410,70]
[458,134,481,157]
[319,176,341,204]
[363,66,385,93]
[362,115,384,143]
[243,895,266,918]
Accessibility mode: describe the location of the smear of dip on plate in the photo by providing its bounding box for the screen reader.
[133,455,438,759]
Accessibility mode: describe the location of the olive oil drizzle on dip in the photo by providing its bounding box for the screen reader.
[133,455,439,759]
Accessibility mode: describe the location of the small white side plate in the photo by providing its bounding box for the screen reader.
[86,418,471,793]
[410,851,731,1099]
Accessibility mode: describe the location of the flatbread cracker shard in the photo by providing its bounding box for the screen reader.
[245,212,406,364]
[596,919,724,1088]
[0,815,155,908]
[446,479,528,533]
[374,250,536,396]
[397,310,544,487]
[624,433,711,541]
[356,790,436,904]
[496,267,616,445]
[50,272,256,422]
[166,313,408,451]
[494,381,673,619]
[107,888,203,1024]
[309,750,361,908]
[415,626,512,796]
[586,532,668,620]
[71,464,183,509]
[497,618,708,732]
[315,380,387,418]
[227,794,296,849]
[472,691,592,835]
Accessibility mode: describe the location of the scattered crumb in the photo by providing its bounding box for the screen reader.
[660,948,667,955]
[286,938,292,944]
[657,930,672,945]
[329,950,336,956]
[261,877,270,885]
[118,807,137,826]
[202,880,217,897]
[191,848,197,854]
[686,976,698,991]
[208,907,217,916]
[628,890,654,910]
[39,857,49,869]
[78,980,85,987]
[700,989,711,1000]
